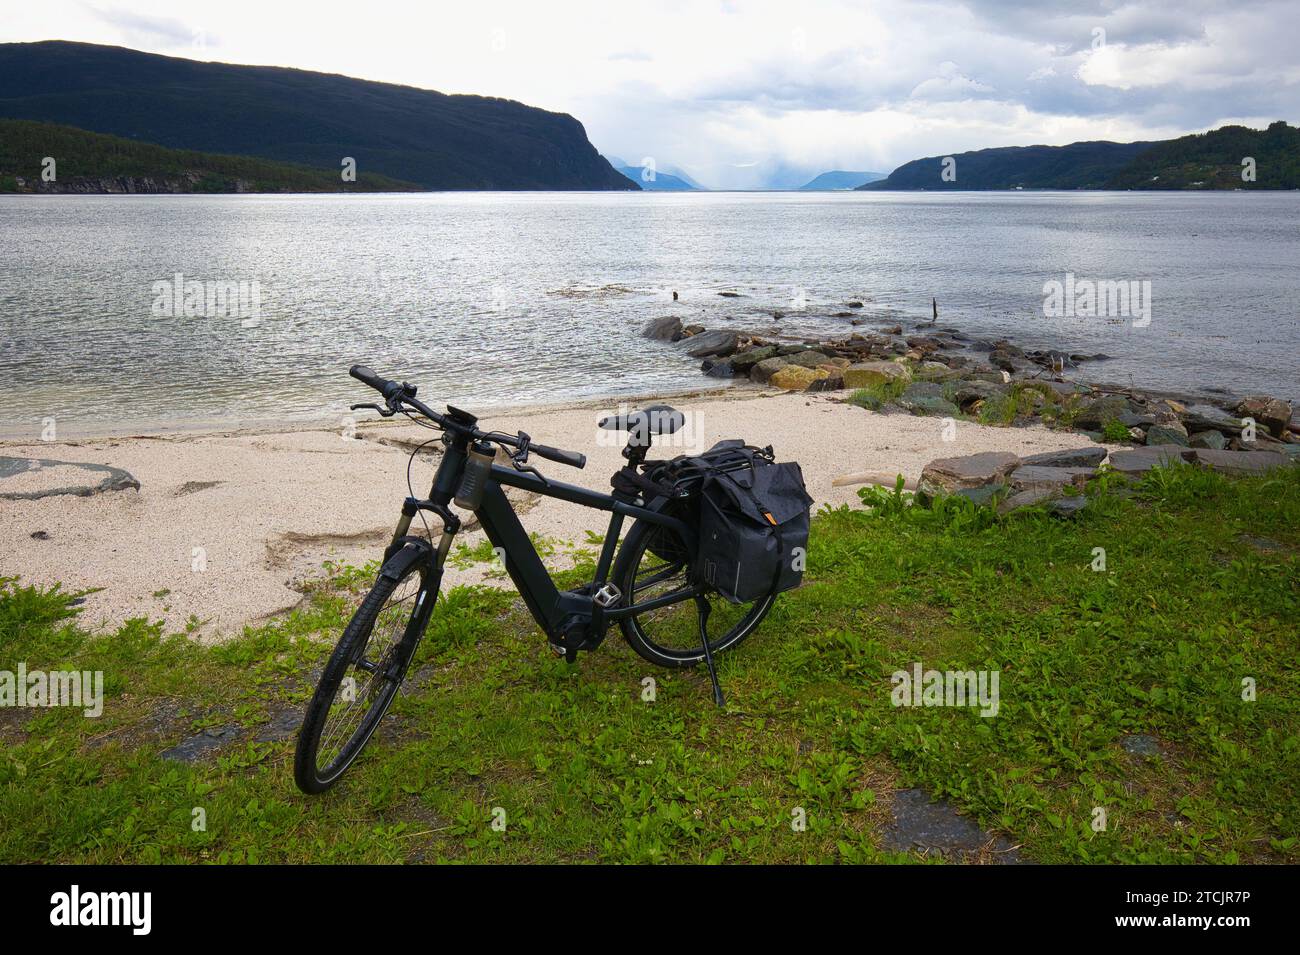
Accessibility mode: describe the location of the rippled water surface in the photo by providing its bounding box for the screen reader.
[1,191,1296,435]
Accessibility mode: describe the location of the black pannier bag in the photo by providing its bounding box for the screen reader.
[649,440,813,604]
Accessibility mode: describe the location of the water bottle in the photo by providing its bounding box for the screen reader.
[454,441,495,510]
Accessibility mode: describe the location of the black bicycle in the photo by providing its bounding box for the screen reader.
[294,365,775,794]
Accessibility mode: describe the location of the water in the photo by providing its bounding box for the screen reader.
[1,191,1297,436]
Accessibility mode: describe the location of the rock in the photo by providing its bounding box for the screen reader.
[1047,495,1090,517]
[159,726,240,763]
[1107,446,1195,476]
[718,291,742,298]
[901,395,959,417]
[1189,430,1227,450]
[749,356,789,384]
[30,530,50,540]
[1235,395,1292,437]
[729,346,778,372]
[786,350,831,369]
[808,375,845,392]
[843,361,912,390]
[643,316,682,340]
[919,451,1020,498]
[682,323,706,336]
[1008,465,1096,491]
[703,359,734,379]
[998,486,1060,513]
[950,379,1005,408]
[847,300,864,308]
[882,789,1022,863]
[677,329,738,358]
[253,709,302,743]
[1145,413,1190,447]
[1190,449,1291,475]
[913,361,962,382]
[769,365,829,391]
[1020,447,1107,468]
[1074,395,1132,430]
[954,484,1007,507]
[1182,403,1244,435]
[1121,734,1162,758]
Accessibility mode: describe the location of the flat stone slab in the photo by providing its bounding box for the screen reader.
[253,708,302,743]
[998,486,1059,513]
[0,456,141,500]
[883,789,1022,863]
[1020,447,1107,469]
[158,725,240,763]
[920,451,1020,493]
[1107,446,1195,475]
[1009,465,1096,491]
[1121,734,1163,758]
[1190,449,1291,475]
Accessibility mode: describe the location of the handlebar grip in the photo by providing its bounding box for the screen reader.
[532,444,586,469]
[350,364,403,400]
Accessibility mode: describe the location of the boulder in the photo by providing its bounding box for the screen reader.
[786,350,832,369]
[1107,446,1195,476]
[998,486,1060,514]
[1145,411,1189,447]
[1074,395,1132,430]
[913,361,962,382]
[730,346,778,372]
[1189,430,1227,450]
[643,316,683,341]
[677,329,738,358]
[843,361,912,390]
[808,375,845,392]
[703,359,734,379]
[1235,396,1292,437]
[1020,447,1107,469]
[769,365,829,391]
[950,379,1005,408]
[750,356,789,384]
[1190,449,1291,476]
[1182,403,1244,435]
[919,451,1020,498]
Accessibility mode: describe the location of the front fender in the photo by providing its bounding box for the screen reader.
[380,536,433,580]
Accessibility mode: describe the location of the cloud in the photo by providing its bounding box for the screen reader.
[7,0,1297,185]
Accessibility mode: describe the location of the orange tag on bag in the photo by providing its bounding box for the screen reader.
[763,511,778,525]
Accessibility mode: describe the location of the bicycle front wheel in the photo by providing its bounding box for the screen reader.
[294,553,431,794]
[613,507,773,668]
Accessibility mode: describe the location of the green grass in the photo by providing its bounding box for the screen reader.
[1,463,1297,864]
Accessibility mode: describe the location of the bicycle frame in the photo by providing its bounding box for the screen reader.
[388,433,703,652]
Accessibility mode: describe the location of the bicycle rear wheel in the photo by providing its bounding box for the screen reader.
[614,507,773,668]
[294,553,431,794]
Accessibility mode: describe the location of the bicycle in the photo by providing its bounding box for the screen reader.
[294,365,776,794]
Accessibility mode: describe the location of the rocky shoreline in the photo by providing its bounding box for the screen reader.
[646,308,1299,513]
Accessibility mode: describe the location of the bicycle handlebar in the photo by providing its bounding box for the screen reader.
[348,364,586,470]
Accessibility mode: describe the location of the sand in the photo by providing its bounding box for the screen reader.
[0,388,1099,639]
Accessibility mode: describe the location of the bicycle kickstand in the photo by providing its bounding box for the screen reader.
[694,596,725,707]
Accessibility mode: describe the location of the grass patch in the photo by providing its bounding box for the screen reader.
[1,464,1297,863]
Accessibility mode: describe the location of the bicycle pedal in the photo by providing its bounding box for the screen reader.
[592,583,622,608]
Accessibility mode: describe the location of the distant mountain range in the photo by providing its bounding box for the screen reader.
[861,122,1298,190]
[0,119,420,193]
[0,41,635,191]
[798,170,887,190]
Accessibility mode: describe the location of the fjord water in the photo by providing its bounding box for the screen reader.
[1,191,1296,435]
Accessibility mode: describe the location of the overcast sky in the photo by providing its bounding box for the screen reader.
[5,1,1297,188]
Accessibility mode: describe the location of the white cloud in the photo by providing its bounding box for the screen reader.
[2,0,1295,186]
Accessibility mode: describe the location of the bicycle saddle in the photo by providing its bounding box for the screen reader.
[598,404,685,435]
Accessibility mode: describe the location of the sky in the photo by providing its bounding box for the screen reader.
[4,0,1297,188]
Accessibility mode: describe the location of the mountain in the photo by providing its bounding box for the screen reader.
[0,119,421,193]
[798,170,887,190]
[860,140,1153,190]
[1104,121,1299,190]
[614,165,698,190]
[0,41,636,191]
[860,122,1299,191]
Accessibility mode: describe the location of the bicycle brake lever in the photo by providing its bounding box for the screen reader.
[350,402,395,418]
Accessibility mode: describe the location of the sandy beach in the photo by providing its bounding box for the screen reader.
[1,387,1101,639]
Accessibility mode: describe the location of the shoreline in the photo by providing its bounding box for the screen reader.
[1,387,1108,639]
